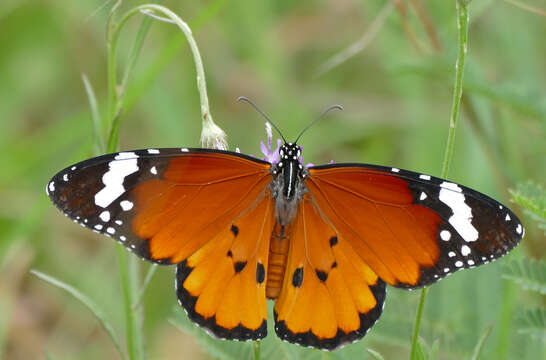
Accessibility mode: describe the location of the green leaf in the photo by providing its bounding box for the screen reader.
[471,323,493,360]
[366,348,385,360]
[414,337,428,360]
[81,73,105,154]
[509,181,546,222]
[30,270,127,360]
[502,259,546,295]
[517,308,546,342]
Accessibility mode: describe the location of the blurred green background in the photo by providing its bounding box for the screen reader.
[0,0,544,359]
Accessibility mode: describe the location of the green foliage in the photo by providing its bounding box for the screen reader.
[509,181,546,233]
[471,323,493,360]
[411,337,439,360]
[516,308,546,342]
[30,270,127,359]
[502,259,546,295]
[1,0,544,359]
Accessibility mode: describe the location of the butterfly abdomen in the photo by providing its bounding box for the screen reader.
[266,222,290,299]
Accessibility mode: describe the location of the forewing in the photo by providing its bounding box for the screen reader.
[273,194,386,350]
[176,192,275,340]
[306,163,523,288]
[47,148,272,264]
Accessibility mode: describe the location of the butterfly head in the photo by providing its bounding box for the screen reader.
[279,143,302,164]
[275,143,304,175]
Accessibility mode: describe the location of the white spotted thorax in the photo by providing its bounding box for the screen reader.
[270,143,306,226]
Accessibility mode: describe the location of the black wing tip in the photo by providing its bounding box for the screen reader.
[273,279,386,351]
[175,261,267,341]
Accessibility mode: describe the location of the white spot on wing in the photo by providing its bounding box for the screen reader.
[181,148,189,152]
[120,200,133,211]
[419,192,427,201]
[147,149,160,154]
[505,214,511,221]
[120,235,126,242]
[440,230,451,241]
[391,168,400,173]
[461,245,471,256]
[94,224,103,230]
[48,181,55,193]
[99,211,110,222]
[516,224,523,235]
[71,166,77,170]
[106,227,115,234]
[150,166,157,175]
[63,174,69,181]
[419,174,431,180]
[439,182,479,242]
[115,220,123,225]
[455,261,463,268]
[94,152,139,208]
[448,251,456,257]
[467,259,475,266]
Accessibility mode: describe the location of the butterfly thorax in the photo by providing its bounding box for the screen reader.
[270,143,307,226]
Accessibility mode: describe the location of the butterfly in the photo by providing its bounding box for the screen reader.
[46,123,523,350]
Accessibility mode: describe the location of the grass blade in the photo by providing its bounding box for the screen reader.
[366,348,386,360]
[81,73,105,153]
[471,322,493,360]
[30,269,127,360]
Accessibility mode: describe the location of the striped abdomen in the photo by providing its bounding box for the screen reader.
[266,223,290,299]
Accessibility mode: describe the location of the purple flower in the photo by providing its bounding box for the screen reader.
[260,122,281,164]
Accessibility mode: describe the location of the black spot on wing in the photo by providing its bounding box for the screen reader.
[231,225,239,236]
[256,262,265,284]
[175,261,267,341]
[292,267,304,287]
[329,236,338,246]
[234,261,247,273]
[316,270,328,282]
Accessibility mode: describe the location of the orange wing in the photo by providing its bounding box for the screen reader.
[48,148,272,264]
[176,191,275,340]
[273,194,385,350]
[48,148,276,340]
[305,163,523,288]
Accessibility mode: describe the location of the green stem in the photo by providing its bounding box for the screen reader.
[105,5,151,359]
[253,341,261,360]
[410,1,470,359]
[132,264,158,310]
[117,246,138,360]
[135,4,227,149]
[441,0,469,177]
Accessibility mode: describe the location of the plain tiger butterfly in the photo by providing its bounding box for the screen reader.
[46,110,523,350]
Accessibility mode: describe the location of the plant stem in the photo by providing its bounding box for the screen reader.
[253,341,261,360]
[441,0,469,177]
[105,5,151,359]
[410,1,470,359]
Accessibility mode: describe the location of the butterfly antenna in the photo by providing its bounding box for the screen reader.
[237,96,287,143]
[294,104,343,143]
